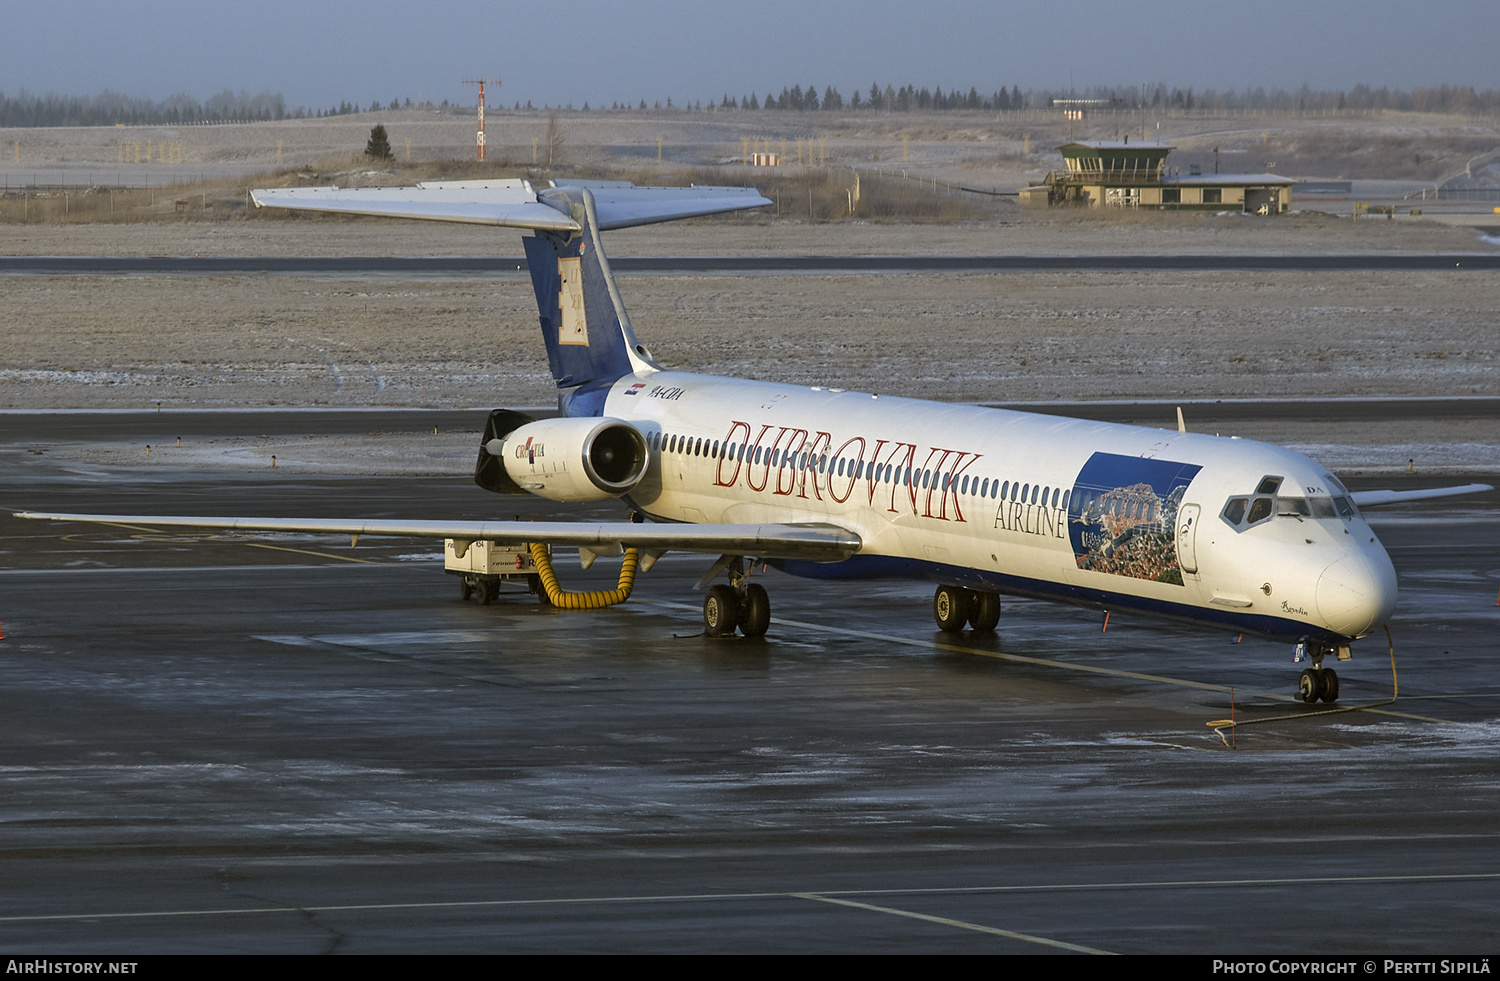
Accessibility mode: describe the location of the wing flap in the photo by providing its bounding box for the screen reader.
[14,513,860,562]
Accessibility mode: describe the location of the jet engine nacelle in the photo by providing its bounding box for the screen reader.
[475,408,537,494]
[496,417,649,503]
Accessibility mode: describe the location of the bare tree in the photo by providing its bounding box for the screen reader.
[545,111,565,166]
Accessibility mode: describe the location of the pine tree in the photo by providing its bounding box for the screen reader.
[365,124,393,159]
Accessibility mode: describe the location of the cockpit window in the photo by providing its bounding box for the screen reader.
[1246,497,1274,524]
[1223,474,1354,532]
[1276,496,1311,518]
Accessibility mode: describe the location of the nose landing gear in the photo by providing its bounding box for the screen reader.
[1296,640,1348,703]
[1297,666,1340,703]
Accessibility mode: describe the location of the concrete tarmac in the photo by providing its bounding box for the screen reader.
[1,411,1498,954]
[3,254,1500,275]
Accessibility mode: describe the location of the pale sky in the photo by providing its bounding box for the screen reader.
[5,0,1496,111]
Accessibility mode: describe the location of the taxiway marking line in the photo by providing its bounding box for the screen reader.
[640,600,1453,722]
[791,893,1115,953]
[5,871,1500,925]
[0,564,382,575]
[638,599,1459,724]
[54,520,391,566]
[236,541,386,564]
[946,641,1452,725]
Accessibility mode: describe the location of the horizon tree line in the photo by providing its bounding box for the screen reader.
[3,82,1497,128]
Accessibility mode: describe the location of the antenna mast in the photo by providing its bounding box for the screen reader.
[462,77,501,161]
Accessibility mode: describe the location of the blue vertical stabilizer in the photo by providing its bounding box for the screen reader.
[523,189,659,416]
[250,178,769,417]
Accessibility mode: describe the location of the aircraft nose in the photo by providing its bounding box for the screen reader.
[1316,549,1398,638]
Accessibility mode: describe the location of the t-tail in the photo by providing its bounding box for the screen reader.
[249,176,769,417]
[522,185,659,418]
[246,176,771,494]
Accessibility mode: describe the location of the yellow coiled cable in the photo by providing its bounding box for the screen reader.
[528,542,640,609]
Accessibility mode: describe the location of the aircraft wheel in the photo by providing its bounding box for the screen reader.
[738,583,770,637]
[704,585,739,637]
[933,585,970,633]
[1318,667,1340,703]
[1297,668,1324,704]
[968,591,1001,632]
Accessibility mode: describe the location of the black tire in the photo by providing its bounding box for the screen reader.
[933,585,970,633]
[1318,667,1340,703]
[968,591,1001,632]
[704,585,739,637]
[1298,668,1324,704]
[460,579,474,602]
[739,583,770,637]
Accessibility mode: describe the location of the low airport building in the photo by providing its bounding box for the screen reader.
[1021,141,1295,213]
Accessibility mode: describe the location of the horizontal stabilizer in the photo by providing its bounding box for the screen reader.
[1348,483,1493,508]
[546,181,773,230]
[250,179,577,230]
[251,179,770,231]
[14,512,860,562]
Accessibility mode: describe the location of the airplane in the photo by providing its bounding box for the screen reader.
[17,177,1491,705]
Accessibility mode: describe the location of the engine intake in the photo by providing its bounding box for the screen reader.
[498,417,649,502]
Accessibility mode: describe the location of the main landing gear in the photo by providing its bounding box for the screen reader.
[932,584,1001,633]
[702,557,771,638]
[1296,640,1346,704]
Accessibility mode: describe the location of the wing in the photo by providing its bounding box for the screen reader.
[12,512,860,562]
[250,179,771,231]
[1349,483,1494,508]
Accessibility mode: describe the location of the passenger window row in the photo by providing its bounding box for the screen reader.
[652,431,1073,510]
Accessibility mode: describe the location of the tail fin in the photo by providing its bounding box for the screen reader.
[523,187,658,409]
[249,178,770,414]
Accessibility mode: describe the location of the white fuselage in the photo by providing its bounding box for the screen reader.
[596,370,1398,643]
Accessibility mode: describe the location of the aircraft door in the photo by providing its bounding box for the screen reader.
[1176,503,1201,575]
